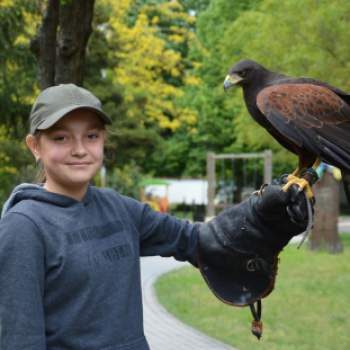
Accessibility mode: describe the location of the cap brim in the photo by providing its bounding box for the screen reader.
[35,105,112,132]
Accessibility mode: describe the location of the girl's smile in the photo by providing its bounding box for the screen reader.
[68,162,90,167]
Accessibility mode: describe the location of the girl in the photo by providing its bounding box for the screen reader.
[0,84,199,349]
[0,84,311,349]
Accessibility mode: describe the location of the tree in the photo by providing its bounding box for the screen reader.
[177,0,210,15]
[0,0,40,209]
[146,0,266,179]
[30,0,95,89]
[83,0,202,173]
[0,0,38,135]
[100,0,200,131]
[194,0,262,87]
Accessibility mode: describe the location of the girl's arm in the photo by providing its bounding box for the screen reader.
[120,194,199,265]
[140,204,200,265]
[0,212,46,349]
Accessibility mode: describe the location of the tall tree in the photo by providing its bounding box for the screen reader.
[0,0,39,208]
[84,0,201,172]
[30,0,95,89]
[0,0,38,134]
[0,0,97,209]
[147,0,266,178]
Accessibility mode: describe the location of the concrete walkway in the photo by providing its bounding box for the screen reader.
[338,216,350,233]
[140,256,238,350]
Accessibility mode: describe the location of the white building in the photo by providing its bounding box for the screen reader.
[145,178,208,205]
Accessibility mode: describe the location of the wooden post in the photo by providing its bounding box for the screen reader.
[263,150,273,184]
[307,171,343,253]
[207,152,216,217]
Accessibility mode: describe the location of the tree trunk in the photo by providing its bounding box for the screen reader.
[307,171,343,253]
[30,0,60,90]
[55,0,94,86]
[30,0,95,90]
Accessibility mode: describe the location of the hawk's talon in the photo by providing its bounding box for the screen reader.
[282,174,314,200]
[256,183,269,195]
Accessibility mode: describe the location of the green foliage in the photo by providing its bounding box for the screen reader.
[147,84,237,177]
[0,1,39,208]
[84,0,203,179]
[146,0,269,179]
[0,1,38,136]
[84,1,166,172]
[0,127,36,211]
[221,0,350,87]
[106,160,144,199]
[155,234,350,350]
[177,0,210,14]
[194,0,262,86]
[192,0,295,178]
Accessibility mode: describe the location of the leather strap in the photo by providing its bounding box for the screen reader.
[250,300,263,340]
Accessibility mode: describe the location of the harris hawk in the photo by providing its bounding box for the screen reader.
[223,59,350,203]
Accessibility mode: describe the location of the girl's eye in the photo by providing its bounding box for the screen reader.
[87,133,98,139]
[54,136,68,141]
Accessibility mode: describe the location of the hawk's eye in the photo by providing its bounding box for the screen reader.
[237,70,245,77]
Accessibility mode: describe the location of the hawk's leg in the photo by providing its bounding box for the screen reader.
[282,158,322,199]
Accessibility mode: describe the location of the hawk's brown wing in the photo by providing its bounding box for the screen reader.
[257,84,350,172]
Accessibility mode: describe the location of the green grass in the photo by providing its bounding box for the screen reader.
[155,234,350,350]
[172,211,193,220]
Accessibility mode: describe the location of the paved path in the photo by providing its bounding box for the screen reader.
[140,256,238,350]
[338,216,350,233]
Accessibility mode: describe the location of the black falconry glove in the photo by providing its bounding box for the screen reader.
[197,175,314,340]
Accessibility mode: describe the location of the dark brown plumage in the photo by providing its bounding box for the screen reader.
[224,59,350,204]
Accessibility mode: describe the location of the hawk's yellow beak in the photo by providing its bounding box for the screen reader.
[224,74,243,92]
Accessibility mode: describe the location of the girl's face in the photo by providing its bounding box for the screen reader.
[27,109,106,198]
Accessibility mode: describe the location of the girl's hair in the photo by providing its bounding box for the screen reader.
[31,131,46,183]
[30,125,117,184]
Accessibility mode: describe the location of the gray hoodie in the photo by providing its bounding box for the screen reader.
[0,184,199,350]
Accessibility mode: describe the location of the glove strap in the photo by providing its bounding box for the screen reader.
[250,300,263,340]
[297,191,314,249]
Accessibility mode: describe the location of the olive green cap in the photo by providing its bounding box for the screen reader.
[29,84,112,134]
